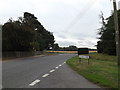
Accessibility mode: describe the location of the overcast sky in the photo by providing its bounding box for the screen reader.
[0,0,120,49]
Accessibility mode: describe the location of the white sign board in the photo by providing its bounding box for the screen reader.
[79,55,90,59]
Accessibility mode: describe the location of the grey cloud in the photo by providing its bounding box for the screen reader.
[0,0,113,49]
[57,40,76,47]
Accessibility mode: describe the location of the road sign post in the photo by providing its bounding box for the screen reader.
[78,48,90,64]
[78,55,90,65]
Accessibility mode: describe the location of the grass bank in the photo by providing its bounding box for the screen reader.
[66,53,118,89]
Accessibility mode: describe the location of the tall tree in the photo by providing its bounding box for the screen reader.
[2,12,55,51]
[23,12,55,51]
[2,19,35,51]
[52,43,59,50]
[97,10,120,55]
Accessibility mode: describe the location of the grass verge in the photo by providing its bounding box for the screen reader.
[66,53,118,89]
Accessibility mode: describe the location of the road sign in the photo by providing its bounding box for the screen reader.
[79,55,90,59]
[78,48,89,55]
[78,55,90,64]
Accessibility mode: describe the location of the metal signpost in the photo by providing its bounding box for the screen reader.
[78,55,90,64]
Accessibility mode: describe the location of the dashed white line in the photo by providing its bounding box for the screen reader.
[64,62,66,64]
[29,62,66,86]
[59,64,62,67]
[55,66,59,69]
[29,79,40,86]
[42,73,49,78]
[50,69,55,73]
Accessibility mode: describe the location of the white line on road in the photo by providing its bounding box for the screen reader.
[59,64,62,67]
[55,66,59,69]
[50,69,55,73]
[64,62,66,64]
[42,73,49,78]
[29,62,66,87]
[29,79,40,86]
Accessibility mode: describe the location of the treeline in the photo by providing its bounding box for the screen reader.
[97,10,120,55]
[2,12,55,52]
[52,44,78,51]
[59,45,78,51]
[52,44,96,51]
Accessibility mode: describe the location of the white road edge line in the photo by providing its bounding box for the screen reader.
[29,79,40,86]
[50,69,55,73]
[42,73,49,78]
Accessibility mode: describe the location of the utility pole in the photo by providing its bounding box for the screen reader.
[112,0,120,66]
[112,0,120,89]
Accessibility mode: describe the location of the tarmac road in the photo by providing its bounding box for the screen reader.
[2,54,101,88]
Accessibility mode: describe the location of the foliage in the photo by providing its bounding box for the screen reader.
[2,12,55,51]
[0,25,2,44]
[97,10,120,55]
[52,43,59,50]
[59,45,78,51]
[2,21,35,51]
[0,24,2,30]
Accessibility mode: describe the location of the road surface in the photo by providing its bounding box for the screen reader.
[2,54,101,88]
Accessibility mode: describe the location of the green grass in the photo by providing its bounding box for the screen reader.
[66,53,118,89]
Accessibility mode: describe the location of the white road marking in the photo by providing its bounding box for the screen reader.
[55,66,59,69]
[64,62,66,64]
[59,64,62,67]
[62,62,66,65]
[29,79,40,86]
[50,69,55,73]
[29,62,66,87]
[42,73,49,78]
